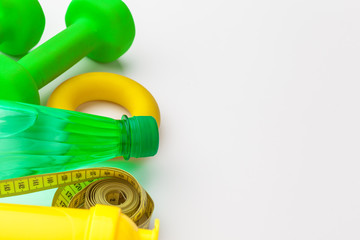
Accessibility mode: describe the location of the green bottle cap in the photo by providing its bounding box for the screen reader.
[125,116,159,158]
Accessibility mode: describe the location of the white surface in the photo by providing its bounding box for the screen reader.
[4,0,360,239]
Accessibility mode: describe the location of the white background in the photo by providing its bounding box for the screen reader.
[1,0,360,239]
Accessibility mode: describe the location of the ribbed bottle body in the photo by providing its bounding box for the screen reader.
[0,100,126,179]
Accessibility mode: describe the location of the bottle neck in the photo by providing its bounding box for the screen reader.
[117,115,131,160]
[116,115,159,160]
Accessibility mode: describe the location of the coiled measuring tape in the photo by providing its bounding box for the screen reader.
[0,167,154,228]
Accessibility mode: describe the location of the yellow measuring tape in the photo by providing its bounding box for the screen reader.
[0,167,154,228]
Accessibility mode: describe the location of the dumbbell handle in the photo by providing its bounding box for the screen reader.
[18,20,97,89]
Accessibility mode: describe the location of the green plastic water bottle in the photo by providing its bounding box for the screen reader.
[0,100,159,180]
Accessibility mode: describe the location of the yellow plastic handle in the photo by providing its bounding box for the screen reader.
[47,72,161,126]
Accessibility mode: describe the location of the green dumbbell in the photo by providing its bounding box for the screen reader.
[0,0,45,55]
[0,0,135,104]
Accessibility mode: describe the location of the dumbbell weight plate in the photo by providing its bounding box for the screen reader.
[0,0,45,56]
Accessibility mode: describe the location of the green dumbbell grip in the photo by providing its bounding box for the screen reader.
[19,20,97,89]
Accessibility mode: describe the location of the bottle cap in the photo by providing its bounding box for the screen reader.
[125,116,159,158]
